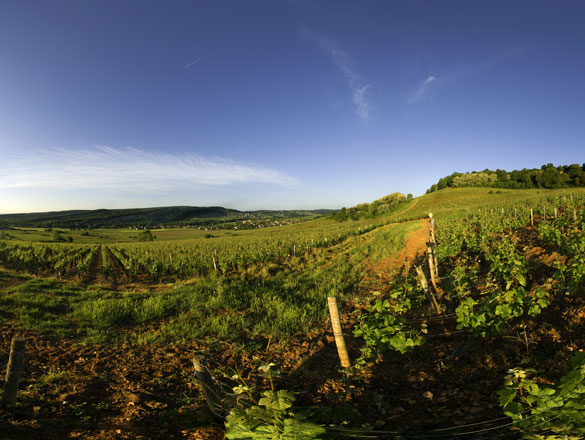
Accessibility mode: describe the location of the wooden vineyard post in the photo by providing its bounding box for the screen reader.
[429,215,438,278]
[192,355,225,417]
[426,246,441,295]
[574,208,578,222]
[327,296,350,368]
[543,207,547,222]
[2,335,25,407]
[554,207,558,220]
[429,212,435,243]
[530,208,534,226]
[212,249,218,271]
[415,266,441,315]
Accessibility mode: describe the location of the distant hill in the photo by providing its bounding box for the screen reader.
[0,206,334,229]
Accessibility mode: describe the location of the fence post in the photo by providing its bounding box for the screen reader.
[429,215,438,276]
[212,249,218,271]
[415,266,441,314]
[554,207,558,220]
[327,296,350,368]
[192,355,225,417]
[530,208,534,226]
[427,245,441,294]
[2,335,25,407]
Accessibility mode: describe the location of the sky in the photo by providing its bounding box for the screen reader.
[1,0,584,213]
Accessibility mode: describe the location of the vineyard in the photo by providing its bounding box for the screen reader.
[0,216,388,283]
[2,188,585,439]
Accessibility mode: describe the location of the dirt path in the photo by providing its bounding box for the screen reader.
[83,245,103,284]
[362,218,429,293]
[103,246,128,286]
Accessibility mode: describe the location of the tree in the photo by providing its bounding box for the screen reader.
[541,165,561,188]
[568,164,583,186]
[51,230,65,242]
[333,208,348,222]
[138,230,155,241]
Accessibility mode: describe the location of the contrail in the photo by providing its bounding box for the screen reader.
[184,51,218,69]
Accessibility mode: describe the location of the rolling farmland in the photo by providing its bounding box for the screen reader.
[2,188,585,439]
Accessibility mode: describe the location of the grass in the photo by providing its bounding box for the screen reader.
[0,243,361,344]
[0,219,419,345]
[345,221,423,264]
[389,187,585,220]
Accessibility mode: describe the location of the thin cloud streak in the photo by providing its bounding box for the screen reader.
[1,146,299,191]
[184,51,218,69]
[409,75,436,104]
[303,27,374,125]
[353,85,372,124]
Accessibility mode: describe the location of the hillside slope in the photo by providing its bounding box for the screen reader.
[388,187,585,220]
[0,206,333,229]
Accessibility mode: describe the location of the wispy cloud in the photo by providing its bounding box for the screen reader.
[409,75,436,105]
[481,44,533,70]
[303,27,374,125]
[0,146,299,191]
[353,85,372,124]
[184,51,218,69]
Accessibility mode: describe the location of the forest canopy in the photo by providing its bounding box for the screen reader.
[426,164,585,193]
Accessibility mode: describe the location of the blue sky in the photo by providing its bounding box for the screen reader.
[1,0,584,213]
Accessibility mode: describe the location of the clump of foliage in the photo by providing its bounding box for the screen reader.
[137,229,155,241]
[354,281,427,360]
[51,230,65,242]
[454,236,551,337]
[499,353,585,439]
[225,363,325,440]
[333,192,408,222]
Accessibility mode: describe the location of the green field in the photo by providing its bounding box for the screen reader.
[389,187,585,220]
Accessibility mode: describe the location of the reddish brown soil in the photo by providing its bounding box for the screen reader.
[3,292,583,440]
[83,245,104,285]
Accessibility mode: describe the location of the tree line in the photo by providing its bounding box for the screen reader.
[426,163,585,193]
